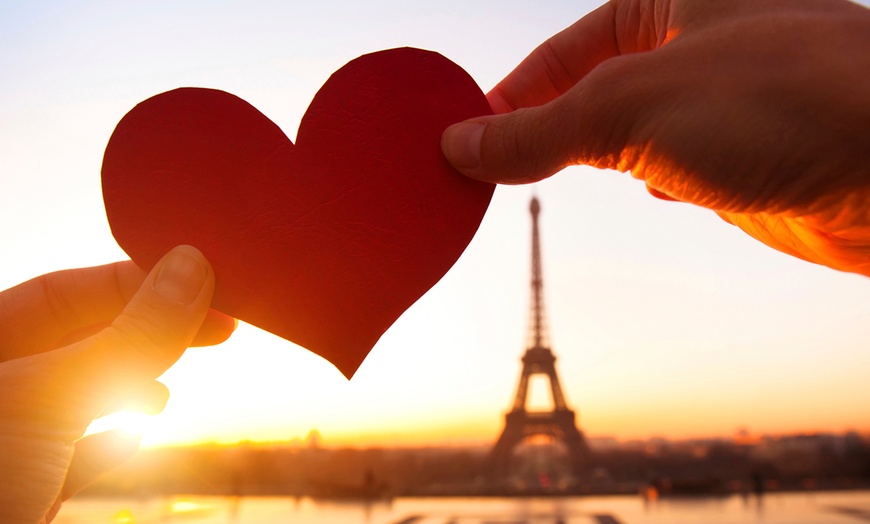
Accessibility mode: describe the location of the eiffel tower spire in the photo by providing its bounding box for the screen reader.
[487,197,589,486]
[528,196,548,351]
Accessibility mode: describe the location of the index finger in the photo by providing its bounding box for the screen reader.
[0,261,142,361]
[487,3,622,113]
[487,0,687,114]
[0,260,235,362]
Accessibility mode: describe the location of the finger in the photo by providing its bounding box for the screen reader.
[0,261,144,361]
[49,309,235,352]
[60,430,140,501]
[443,0,678,183]
[192,310,237,347]
[647,185,678,201]
[99,380,170,417]
[487,2,622,113]
[43,497,62,524]
[51,245,217,416]
[0,259,236,361]
[441,0,696,183]
[443,50,656,184]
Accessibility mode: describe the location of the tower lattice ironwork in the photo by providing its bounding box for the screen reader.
[487,197,589,480]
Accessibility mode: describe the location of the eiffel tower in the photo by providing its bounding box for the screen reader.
[487,197,589,480]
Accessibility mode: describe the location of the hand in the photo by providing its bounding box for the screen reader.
[442,0,870,276]
[0,245,236,523]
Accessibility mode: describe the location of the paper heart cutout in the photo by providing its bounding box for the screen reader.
[102,48,493,378]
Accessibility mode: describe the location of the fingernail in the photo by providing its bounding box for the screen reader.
[442,122,485,170]
[153,247,208,304]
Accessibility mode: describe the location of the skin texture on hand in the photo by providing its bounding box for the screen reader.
[0,246,235,523]
[442,0,870,276]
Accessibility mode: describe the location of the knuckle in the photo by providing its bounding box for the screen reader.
[482,109,562,183]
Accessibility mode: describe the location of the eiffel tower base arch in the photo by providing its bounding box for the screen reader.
[487,409,590,481]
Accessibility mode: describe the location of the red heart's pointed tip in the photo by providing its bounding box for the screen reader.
[338,365,358,381]
[308,335,373,381]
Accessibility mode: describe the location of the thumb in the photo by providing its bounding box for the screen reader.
[441,105,573,185]
[441,56,653,185]
[60,245,216,418]
[60,429,140,500]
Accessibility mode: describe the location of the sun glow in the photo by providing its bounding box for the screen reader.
[85,411,152,440]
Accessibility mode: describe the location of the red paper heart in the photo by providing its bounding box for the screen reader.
[102,48,493,378]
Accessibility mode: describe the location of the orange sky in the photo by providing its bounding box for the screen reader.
[2,1,870,449]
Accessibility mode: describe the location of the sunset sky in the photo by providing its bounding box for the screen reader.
[2,1,869,448]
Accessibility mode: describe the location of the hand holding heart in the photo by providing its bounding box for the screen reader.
[0,246,236,523]
[102,48,493,377]
[0,48,489,522]
[442,0,870,277]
